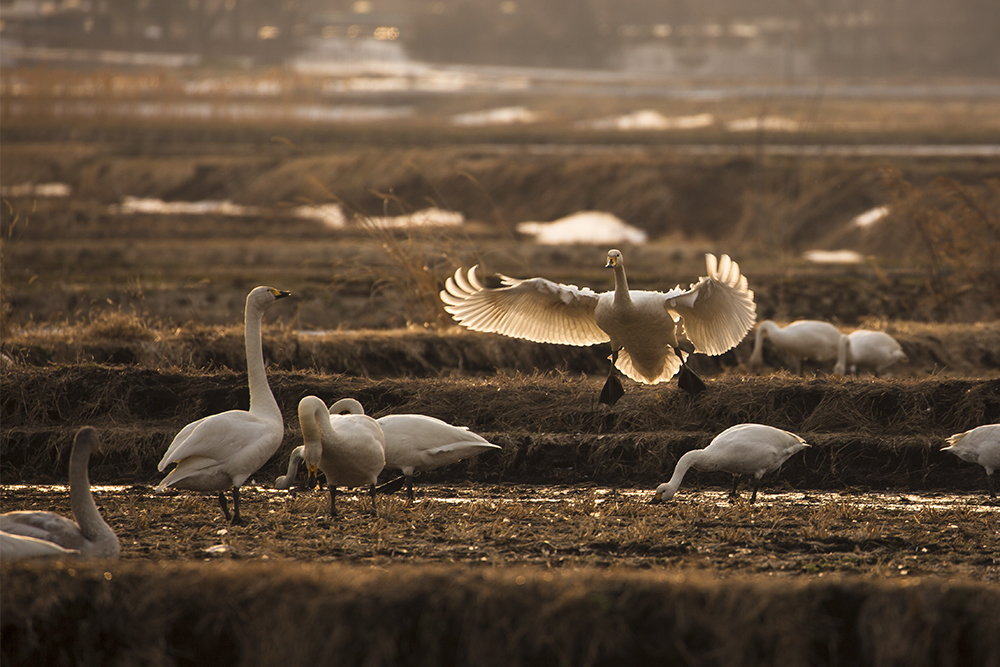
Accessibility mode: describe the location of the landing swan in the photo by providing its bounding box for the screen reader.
[1,426,119,559]
[157,285,291,525]
[943,425,1000,498]
[748,320,843,374]
[650,423,810,504]
[833,330,908,376]
[299,396,387,518]
[440,250,756,405]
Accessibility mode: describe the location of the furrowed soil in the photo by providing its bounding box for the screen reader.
[3,78,1000,665]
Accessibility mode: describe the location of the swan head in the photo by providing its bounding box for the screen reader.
[649,482,677,504]
[248,285,292,310]
[605,249,622,269]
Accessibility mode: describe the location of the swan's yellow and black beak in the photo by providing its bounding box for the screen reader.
[306,464,319,490]
[270,288,292,300]
[649,491,663,504]
[605,254,618,269]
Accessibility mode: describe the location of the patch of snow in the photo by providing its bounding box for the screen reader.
[451,106,540,126]
[0,182,71,197]
[852,206,889,228]
[578,110,715,131]
[294,204,348,229]
[726,116,801,132]
[363,207,465,229]
[109,197,258,216]
[802,249,864,264]
[517,211,648,245]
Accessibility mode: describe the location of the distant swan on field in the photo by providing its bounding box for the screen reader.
[748,320,843,374]
[943,425,1000,498]
[299,396,387,518]
[156,285,291,525]
[0,427,119,559]
[650,423,810,504]
[833,330,908,376]
[441,250,756,405]
[274,445,307,490]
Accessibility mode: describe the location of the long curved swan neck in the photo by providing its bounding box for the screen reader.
[68,429,117,550]
[663,450,700,498]
[245,298,279,418]
[833,334,850,375]
[749,320,774,365]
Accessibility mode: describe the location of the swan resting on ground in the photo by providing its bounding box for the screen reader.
[299,396,387,518]
[441,250,756,405]
[157,285,291,525]
[833,330,908,376]
[1,531,80,561]
[943,425,1000,498]
[748,320,843,374]
[0,426,119,559]
[650,423,810,504]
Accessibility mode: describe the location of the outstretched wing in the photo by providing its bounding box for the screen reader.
[662,254,756,356]
[440,266,609,346]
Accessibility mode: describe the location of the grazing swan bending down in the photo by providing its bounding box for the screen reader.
[833,330,908,376]
[1,427,119,559]
[299,396,387,518]
[748,320,843,374]
[650,424,810,504]
[274,445,307,490]
[157,286,291,525]
[943,425,1000,498]
[1,531,79,561]
[441,250,756,405]
[378,414,501,500]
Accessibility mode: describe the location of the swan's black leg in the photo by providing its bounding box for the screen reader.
[329,486,338,518]
[729,475,740,500]
[750,478,760,504]
[230,487,243,525]
[407,475,415,501]
[369,484,378,517]
[988,471,996,499]
[218,492,232,522]
[599,348,626,406]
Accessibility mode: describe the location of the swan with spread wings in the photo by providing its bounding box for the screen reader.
[440,250,756,405]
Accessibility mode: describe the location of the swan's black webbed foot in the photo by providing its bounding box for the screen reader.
[599,372,625,406]
[677,364,707,395]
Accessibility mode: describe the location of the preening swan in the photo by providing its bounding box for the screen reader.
[299,396,387,518]
[833,330,908,376]
[0,426,119,559]
[440,250,756,405]
[943,425,1000,498]
[157,285,291,525]
[748,320,843,374]
[378,414,501,500]
[650,424,810,504]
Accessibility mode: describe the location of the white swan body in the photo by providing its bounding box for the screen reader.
[748,320,843,374]
[157,285,291,525]
[0,427,119,559]
[833,330,908,376]
[299,396,386,517]
[1,531,80,561]
[650,423,810,504]
[441,250,755,403]
[943,425,1000,498]
[378,414,501,499]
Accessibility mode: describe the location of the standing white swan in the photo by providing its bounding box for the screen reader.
[378,414,501,500]
[833,330,908,376]
[157,285,291,525]
[943,425,1000,498]
[299,396,387,518]
[650,423,810,504]
[440,250,756,405]
[748,320,843,374]
[1,426,120,559]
